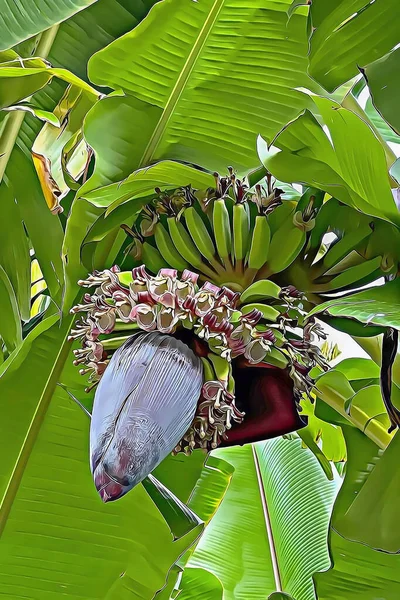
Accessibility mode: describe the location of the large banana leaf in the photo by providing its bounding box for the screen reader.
[314,426,400,599]
[259,95,400,226]
[178,567,224,600]
[363,47,400,138]
[295,0,400,92]
[87,0,315,173]
[0,314,231,598]
[0,0,97,51]
[187,439,338,600]
[47,0,156,83]
[0,180,31,323]
[308,278,400,330]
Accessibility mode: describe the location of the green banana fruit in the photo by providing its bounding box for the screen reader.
[247,215,271,271]
[313,256,382,292]
[268,201,296,235]
[142,242,165,274]
[262,347,289,369]
[200,356,216,382]
[208,352,231,384]
[167,217,202,268]
[240,280,281,304]
[306,198,340,266]
[267,222,306,275]
[241,303,280,322]
[184,206,223,273]
[168,217,215,278]
[322,250,365,277]
[320,223,372,272]
[184,206,216,261]
[154,222,189,272]
[213,199,232,267]
[233,203,250,262]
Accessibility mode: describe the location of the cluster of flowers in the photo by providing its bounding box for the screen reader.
[69,265,327,451]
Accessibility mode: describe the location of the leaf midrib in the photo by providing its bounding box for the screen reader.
[252,444,282,593]
[139,0,225,168]
[0,317,73,537]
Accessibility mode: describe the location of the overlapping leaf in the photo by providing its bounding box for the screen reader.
[300,0,400,92]
[88,0,316,173]
[308,278,400,330]
[259,94,400,226]
[314,427,400,599]
[363,47,400,137]
[0,313,233,598]
[187,440,338,600]
[0,0,97,51]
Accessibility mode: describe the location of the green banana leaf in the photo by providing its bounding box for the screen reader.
[187,439,338,600]
[315,369,393,449]
[258,95,400,226]
[0,180,31,322]
[0,314,231,598]
[314,426,400,599]
[0,0,97,51]
[363,46,400,138]
[298,0,400,92]
[308,278,400,330]
[178,567,223,600]
[337,431,400,553]
[46,0,156,83]
[364,97,400,145]
[6,146,64,299]
[0,265,22,352]
[87,0,316,174]
[0,2,157,316]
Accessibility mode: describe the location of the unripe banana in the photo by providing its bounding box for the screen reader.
[154,222,189,271]
[167,217,203,268]
[184,206,223,273]
[320,223,372,273]
[141,242,165,274]
[247,215,271,270]
[240,280,281,304]
[267,222,306,275]
[167,217,215,278]
[208,352,230,384]
[200,356,216,382]
[313,256,382,292]
[213,199,232,267]
[263,347,289,369]
[233,203,250,262]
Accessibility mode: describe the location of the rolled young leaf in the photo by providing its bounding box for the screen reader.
[90,332,203,501]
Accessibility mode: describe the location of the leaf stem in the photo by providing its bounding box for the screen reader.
[0,24,59,183]
[354,335,400,388]
[316,383,391,450]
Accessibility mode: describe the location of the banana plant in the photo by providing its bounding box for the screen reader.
[1,0,400,598]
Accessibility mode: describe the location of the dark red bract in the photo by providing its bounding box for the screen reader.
[220,358,307,447]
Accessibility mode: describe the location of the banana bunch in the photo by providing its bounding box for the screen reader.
[290,198,398,296]
[121,172,320,291]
